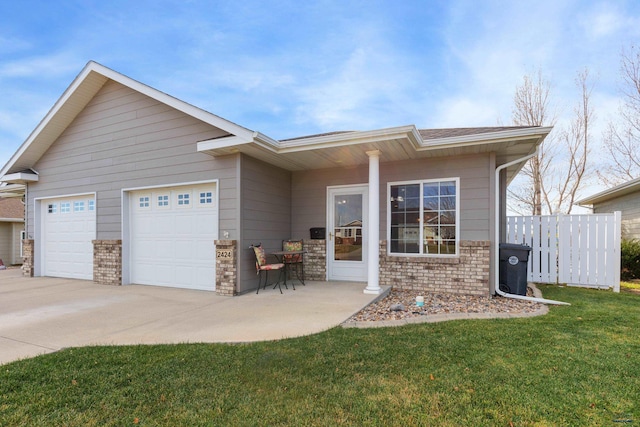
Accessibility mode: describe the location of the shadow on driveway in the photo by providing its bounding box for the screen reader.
[0,269,385,365]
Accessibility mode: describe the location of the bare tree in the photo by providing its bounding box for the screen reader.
[544,69,593,214]
[599,44,640,185]
[508,69,594,215]
[508,70,557,215]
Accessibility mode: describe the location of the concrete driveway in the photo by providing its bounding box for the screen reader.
[0,269,385,365]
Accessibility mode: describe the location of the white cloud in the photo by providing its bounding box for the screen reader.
[0,52,83,79]
[429,97,501,127]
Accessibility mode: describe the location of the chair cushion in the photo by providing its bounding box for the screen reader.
[283,240,303,263]
[253,245,267,266]
[283,240,303,252]
[259,263,285,271]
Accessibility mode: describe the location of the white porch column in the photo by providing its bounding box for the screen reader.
[364,150,382,294]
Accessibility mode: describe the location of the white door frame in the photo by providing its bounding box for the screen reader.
[326,184,368,281]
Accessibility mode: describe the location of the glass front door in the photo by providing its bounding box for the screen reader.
[327,185,368,281]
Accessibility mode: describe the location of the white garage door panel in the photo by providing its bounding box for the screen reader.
[42,195,96,280]
[130,183,218,291]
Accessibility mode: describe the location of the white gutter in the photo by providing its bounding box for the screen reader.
[494,148,570,306]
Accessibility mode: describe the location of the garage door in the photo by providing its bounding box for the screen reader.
[42,195,96,280]
[129,183,218,291]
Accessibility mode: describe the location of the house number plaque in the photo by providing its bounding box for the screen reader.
[216,249,233,259]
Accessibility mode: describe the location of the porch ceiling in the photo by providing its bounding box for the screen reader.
[198,125,551,182]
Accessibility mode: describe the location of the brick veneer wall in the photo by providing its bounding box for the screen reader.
[304,239,326,281]
[93,240,122,285]
[21,239,34,277]
[215,240,237,296]
[379,240,491,296]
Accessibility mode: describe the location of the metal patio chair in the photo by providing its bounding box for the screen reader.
[251,243,285,294]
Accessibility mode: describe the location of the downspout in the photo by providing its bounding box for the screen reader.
[494,148,570,306]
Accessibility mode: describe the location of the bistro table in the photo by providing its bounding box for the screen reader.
[271,250,306,290]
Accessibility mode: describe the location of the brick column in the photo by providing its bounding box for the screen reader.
[304,239,326,281]
[215,240,237,296]
[21,239,34,277]
[93,240,122,286]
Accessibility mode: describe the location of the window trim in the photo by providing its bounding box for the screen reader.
[198,191,214,206]
[157,194,170,209]
[387,177,460,257]
[176,192,191,208]
[74,201,85,212]
[137,195,151,209]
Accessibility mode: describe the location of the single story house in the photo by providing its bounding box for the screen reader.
[577,177,640,240]
[0,61,551,296]
[0,196,25,266]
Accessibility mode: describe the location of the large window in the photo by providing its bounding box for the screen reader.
[389,178,459,255]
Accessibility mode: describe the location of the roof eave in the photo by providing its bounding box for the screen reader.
[576,176,640,206]
[1,172,39,184]
[0,61,263,177]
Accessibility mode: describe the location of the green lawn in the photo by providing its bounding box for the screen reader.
[1,286,638,426]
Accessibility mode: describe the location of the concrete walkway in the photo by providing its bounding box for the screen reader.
[0,269,387,365]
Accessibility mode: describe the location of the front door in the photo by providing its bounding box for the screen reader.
[327,185,368,281]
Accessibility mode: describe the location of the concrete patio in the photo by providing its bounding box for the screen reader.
[0,269,387,365]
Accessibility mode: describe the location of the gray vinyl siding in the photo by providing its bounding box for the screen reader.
[291,153,493,242]
[26,80,240,239]
[11,223,23,264]
[238,155,291,293]
[0,223,10,264]
[593,191,640,239]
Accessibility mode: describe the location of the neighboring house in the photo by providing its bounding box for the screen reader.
[0,61,551,296]
[0,197,24,265]
[577,177,640,240]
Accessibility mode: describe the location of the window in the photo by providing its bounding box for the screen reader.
[199,191,213,204]
[60,202,71,213]
[139,196,150,208]
[88,200,95,211]
[389,178,458,255]
[74,201,85,212]
[177,193,190,206]
[157,195,169,207]
[47,203,58,214]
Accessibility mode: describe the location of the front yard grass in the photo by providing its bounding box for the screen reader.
[1,285,638,426]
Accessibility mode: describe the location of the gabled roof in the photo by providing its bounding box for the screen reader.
[0,61,552,184]
[0,198,24,221]
[576,176,640,206]
[0,61,260,178]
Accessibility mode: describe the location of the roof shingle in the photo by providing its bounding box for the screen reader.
[0,198,24,219]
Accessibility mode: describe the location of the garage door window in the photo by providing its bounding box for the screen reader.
[199,191,213,205]
[48,203,57,214]
[177,193,190,207]
[88,200,95,211]
[139,196,150,208]
[74,201,85,212]
[157,194,169,207]
[60,202,71,213]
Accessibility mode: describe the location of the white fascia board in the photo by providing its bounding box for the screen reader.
[1,172,39,184]
[92,62,258,141]
[197,135,254,152]
[278,125,420,153]
[0,63,100,178]
[0,218,24,222]
[576,176,640,206]
[0,61,267,177]
[417,126,553,150]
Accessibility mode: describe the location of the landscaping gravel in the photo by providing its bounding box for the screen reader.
[345,287,543,323]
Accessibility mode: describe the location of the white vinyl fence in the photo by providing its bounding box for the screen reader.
[506,212,621,292]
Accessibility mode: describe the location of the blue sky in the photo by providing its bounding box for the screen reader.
[1,0,639,183]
